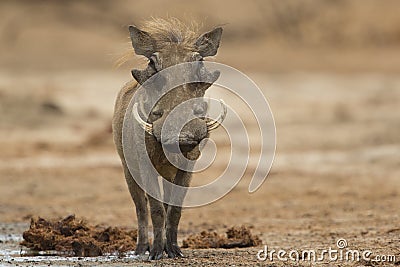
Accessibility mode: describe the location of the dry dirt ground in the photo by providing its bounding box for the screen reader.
[1,0,400,266]
[0,71,399,266]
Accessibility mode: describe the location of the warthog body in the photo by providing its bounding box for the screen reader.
[112,18,224,260]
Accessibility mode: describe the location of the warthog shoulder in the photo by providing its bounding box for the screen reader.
[112,80,138,160]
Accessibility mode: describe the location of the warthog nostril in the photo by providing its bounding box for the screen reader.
[161,137,177,145]
[162,137,198,146]
[179,132,195,140]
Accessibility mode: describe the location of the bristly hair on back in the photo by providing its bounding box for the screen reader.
[115,17,202,68]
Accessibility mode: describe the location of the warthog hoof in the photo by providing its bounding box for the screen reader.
[165,243,184,258]
[149,245,164,260]
[134,242,150,255]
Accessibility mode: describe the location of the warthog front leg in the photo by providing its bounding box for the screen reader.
[148,196,165,260]
[165,170,192,258]
[162,178,171,215]
[123,165,150,255]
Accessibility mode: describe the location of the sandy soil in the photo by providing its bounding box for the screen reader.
[1,0,400,266]
[0,71,399,266]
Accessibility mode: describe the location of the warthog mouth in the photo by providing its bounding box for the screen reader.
[132,100,227,136]
[162,141,199,153]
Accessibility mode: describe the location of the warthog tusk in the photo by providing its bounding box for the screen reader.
[206,99,227,131]
[132,103,153,135]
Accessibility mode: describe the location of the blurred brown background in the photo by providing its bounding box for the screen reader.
[2,0,400,72]
[0,1,399,265]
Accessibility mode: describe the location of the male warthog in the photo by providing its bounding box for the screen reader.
[112,18,225,260]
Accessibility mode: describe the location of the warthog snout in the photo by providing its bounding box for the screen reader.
[159,118,208,153]
[133,99,227,153]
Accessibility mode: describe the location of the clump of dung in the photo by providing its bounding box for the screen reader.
[20,215,137,257]
[182,225,262,249]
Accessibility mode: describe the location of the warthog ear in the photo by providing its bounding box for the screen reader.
[195,27,223,57]
[129,25,156,58]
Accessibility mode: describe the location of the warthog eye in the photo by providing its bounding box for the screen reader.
[149,52,161,72]
[152,109,163,117]
[192,52,203,62]
[148,57,156,70]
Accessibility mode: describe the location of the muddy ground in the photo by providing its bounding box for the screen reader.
[1,1,400,266]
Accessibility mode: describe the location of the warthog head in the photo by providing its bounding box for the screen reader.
[129,20,226,153]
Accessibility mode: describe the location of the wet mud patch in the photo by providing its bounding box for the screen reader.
[20,215,137,257]
[182,225,261,249]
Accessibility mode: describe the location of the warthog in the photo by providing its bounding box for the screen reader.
[112,18,225,260]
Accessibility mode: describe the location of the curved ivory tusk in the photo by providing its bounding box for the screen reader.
[206,99,227,131]
[132,103,153,135]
